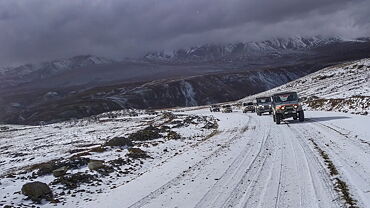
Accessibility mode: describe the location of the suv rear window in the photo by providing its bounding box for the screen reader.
[257,98,271,103]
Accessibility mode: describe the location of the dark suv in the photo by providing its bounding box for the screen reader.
[271,92,304,124]
[255,96,272,116]
[210,105,220,112]
[243,102,255,113]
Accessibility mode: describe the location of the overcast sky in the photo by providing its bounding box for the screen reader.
[0,0,369,66]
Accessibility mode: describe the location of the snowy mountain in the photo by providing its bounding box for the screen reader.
[144,36,343,63]
[0,55,115,88]
[243,58,370,114]
[1,36,370,125]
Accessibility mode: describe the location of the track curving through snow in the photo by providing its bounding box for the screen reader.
[87,110,370,208]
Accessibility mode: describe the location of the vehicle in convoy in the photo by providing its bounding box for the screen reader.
[210,105,220,112]
[255,96,272,116]
[243,102,255,113]
[271,91,304,124]
[221,105,233,113]
[146,110,158,115]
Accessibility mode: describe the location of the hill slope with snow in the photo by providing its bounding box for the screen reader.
[242,58,370,114]
[1,108,370,207]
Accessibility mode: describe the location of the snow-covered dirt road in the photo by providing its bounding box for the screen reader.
[88,110,370,208]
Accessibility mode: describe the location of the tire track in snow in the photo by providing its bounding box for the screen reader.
[288,124,355,208]
[128,116,254,208]
[240,118,341,208]
[285,126,341,208]
[295,123,370,207]
[193,116,271,207]
[217,121,271,207]
[308,119,370,151]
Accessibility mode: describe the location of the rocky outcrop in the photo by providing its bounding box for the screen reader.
[104,137,133,147]
[53,166,68,177]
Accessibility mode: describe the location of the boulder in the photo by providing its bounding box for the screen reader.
[21,181,53,202]
[53,166,68,177]
[127,148,150,159]
[88,160,104,171]
[36,162,55,176]
[104,137,133,147]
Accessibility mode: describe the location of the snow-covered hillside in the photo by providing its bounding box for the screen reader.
[242,58,370,114]
[1,108,370,208]
[0,110,218,207]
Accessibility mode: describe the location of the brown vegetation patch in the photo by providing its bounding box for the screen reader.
[309,139,358,207]
[127,148,150,159]
[89,146,106,153]
[166,131,181,140]
[128,125,161,141]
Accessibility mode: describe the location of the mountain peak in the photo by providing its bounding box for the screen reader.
[0,55,116,89]
[144,36,346,63]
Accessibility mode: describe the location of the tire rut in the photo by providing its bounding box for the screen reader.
[194,116,271,208]
[128,116,255,208]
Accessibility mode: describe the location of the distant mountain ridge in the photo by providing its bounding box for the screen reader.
[0,55,114,88]
[1,36,368,90]
[144,36,345,63]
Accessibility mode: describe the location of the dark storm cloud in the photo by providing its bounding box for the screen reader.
[0,0,369,66]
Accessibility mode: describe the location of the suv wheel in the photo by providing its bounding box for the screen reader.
[276,114,281,124]
[299,111,305,122]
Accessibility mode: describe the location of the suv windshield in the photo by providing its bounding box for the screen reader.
[273,93,298,103]
[257,97,271,104]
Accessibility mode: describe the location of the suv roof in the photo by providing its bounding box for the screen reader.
[256,96,271,99]
[272,91,297,96]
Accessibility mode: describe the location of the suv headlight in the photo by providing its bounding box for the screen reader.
[276,106,285,110]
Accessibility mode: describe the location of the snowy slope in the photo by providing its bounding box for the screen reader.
[86,110,370,208]
[0,110,218,207]
[1,105,370,207]
[242,58,370,114]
